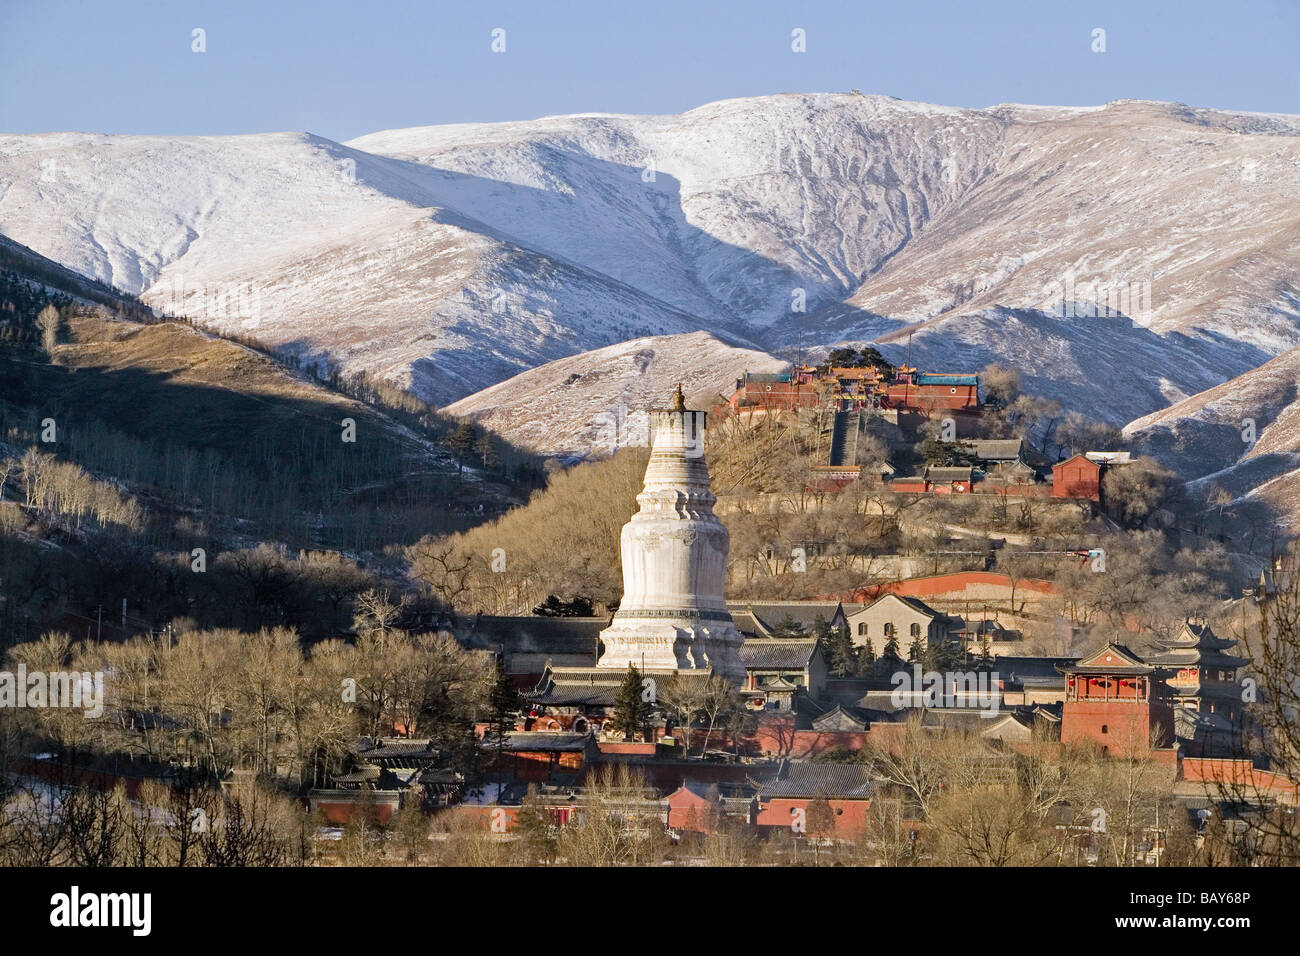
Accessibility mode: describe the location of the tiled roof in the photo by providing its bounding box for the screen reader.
[1063,643,1153,675]
[453,615,606,658]
[680,778,757,801]
[1149,621,1247,668]
[1151,648,1248,669]
[856,690,910,714]
[332,765,381,784]
[728,609,773,638]
[962,438,1023,462]
[356,738,440,760]
[750,761,874,799]
[528,665,710,705]
[863,592,943,619]
[995,656,1075,685]
[811,705,867,732]
[740,638,819,670]
[916,373,978,386]
[484,732,591,753]
[734,602,844,636]
[530,684,618,706]
[925,466,974,482]
[417,768,464,786]
[762,676,800,691]
[919,710,1007,731]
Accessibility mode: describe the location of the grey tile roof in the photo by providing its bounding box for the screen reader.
[332,765,381,784]
[484,732,591,753]
[680,778,757,801]
[919,710,1013,732]
[750,761,875,799]
[1149,623,1247,669]
[856,690,910,714]
[1063,643,1153,675]
[728,609,773,638]
[863,592,945,620]
[528,665,709,705]
[530,684,618,706]
[925,466,974,482]
[454,615,606,657]
[733,602,844,636]
[356,738,441,760]
[962,439,1023,462]
[740,638,819,670]
[811,705,867,732]
[995,656,1075,686]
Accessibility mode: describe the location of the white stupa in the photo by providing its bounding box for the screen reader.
[595,385,746,683]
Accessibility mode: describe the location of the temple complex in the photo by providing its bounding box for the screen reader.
[1060,643,1175,756]
[1146,620,1247,722]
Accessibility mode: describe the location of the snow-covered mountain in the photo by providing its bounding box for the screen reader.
[3,92,1300,503]
[1123,346,1300,523]
[445,331,786,455]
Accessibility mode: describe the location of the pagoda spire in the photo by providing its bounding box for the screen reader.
[594,387,745,681]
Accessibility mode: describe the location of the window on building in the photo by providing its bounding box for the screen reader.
[910,622,921,638]
[858,623,867,636]
[1101,724,1109,734]
[885,623,895,637]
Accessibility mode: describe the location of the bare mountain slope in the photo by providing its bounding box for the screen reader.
[1121,347,1300,526]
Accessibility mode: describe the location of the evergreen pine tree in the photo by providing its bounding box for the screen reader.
[443,422,478,477]
[822,623,859,678]
[488,657,521,740]
[934,639,966,671]
[487,657,521,787]
[858,639,876,676]
[906,634,926,665]
[882,631,902,669]
[613,664,652,742]
[773,615,806,638]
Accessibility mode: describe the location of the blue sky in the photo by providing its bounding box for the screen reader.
[2,0,1296,141]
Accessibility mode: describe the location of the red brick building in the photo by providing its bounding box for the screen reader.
[665,780,758,833]
[720,371,818,414]
[1051,454,1102,502]
[482,732,596,783]
[879,369,981,415]
[748,761,875,840]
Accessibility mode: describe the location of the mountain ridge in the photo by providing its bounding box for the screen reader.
[4,91,1300,521]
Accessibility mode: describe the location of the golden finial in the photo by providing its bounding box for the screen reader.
[671,382,686,412]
